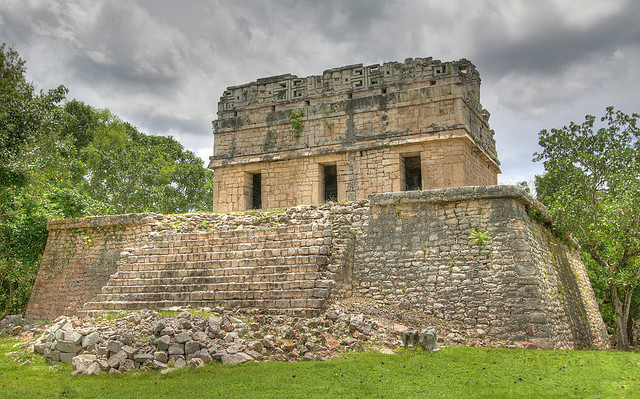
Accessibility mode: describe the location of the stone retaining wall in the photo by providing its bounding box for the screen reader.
[24,214,156,321]
[26,186,609,349]
[354,186,608,349]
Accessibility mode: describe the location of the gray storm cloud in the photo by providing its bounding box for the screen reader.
[1,0,639,183]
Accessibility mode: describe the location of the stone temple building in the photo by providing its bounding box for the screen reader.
[208,58,500,212]
[26,58,610,350]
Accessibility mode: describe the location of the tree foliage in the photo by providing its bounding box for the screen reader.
[534,107,640,350]
[67,105,213,214]
[0,45,213,316]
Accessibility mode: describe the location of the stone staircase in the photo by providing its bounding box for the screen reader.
[82,224,334,316]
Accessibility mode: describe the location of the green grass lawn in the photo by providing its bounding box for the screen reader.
[1,339,638,398]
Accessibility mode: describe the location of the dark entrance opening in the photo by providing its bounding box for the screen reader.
[404,156,422,191]
[251,173,262,209]
[324,165,338,202]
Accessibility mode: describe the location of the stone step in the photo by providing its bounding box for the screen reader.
[121,250,325,265]
[104,272,324,289]
[81,301,324,317]
[129,237,330,257]
[147,224,318,242]
[85,291,329,310]
[134,234,332,255]
[83,297,328,311]
[109,264,321,281]
[117,255,326,272]
[137,226,324,247]
[102,279,332,294]
[95,287,329,303]
[80,223,334,317]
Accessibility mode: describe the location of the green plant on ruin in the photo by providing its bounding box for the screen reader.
[469,229,491,246]
[82,234,94,247]
[323,118,335,129]
[557,285,567,300]
[290,109,305,138]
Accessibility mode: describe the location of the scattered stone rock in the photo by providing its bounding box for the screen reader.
[190,349,212,363]
[174,358,186,369]
[26,301,497,378]
[168,343,184,356]
[188,358,204,369]
[153,360,168,369]
[120,332,133,346]
[154,351,168,363]
[156,335,171,351]
[59,352,75,364]
[323,334,340,350]
[72,354,96,372]
[56,340,81,354]
[82,332,100,348]
[86,362,101,375]
[175,332,191,344]
[119,358,136,373]
[107,350,127,369]
[160,327,175,336]
[5,314,23,324]
[96,359,109,371]
[64,331,83,345]
[221,353,248,365]
[106,340,123,354]
[153,321,166,335]
[134,353,154,363]
[185,340,200,355]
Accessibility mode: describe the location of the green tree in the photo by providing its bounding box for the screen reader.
[534,107,640,351]
[0,44,74,316]
[70,104,213,214]
[0,45,213,316]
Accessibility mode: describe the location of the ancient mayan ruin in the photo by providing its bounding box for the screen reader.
[25,58,609,350]
[209,58,500,211]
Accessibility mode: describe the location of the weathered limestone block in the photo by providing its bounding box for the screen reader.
[107,350,127,369]
[72,354,96,371]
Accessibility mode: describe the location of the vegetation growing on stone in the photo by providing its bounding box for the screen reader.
[289,109,305,138]
[468,229,491,246]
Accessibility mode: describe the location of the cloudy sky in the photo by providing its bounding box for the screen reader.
[1,0,639,184]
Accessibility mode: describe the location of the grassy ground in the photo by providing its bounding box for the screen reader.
[1,338,638,398]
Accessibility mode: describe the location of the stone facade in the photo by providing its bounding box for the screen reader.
[26,186,608,350]
[209,58,500,212]
[24,214,154,320]
[356,186,608,350]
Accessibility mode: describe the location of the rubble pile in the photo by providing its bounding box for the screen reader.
[28,304,413,376]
